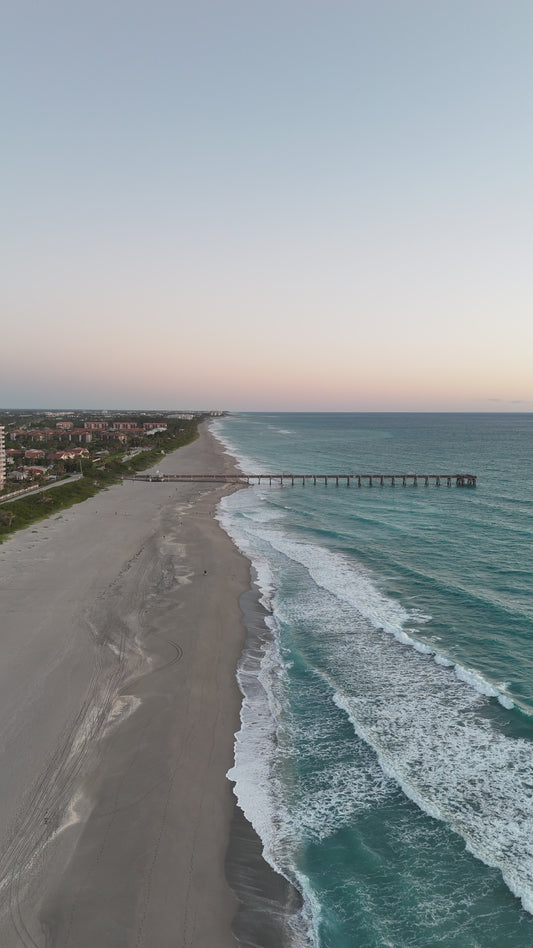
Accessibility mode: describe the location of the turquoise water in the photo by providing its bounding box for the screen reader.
[214,413,533,947]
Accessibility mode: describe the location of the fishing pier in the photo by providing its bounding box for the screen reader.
[126,472,477,487]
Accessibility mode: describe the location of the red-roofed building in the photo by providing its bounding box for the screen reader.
[49,446,89,460]
[23,466,47,476]
[48,450,76,461]
[84,421,108,431]
[29,429,56,441]
[24,449,46,460]
[68,429,93,443]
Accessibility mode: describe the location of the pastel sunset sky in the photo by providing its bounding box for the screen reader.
[3,1,532,411]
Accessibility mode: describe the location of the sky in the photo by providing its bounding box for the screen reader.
[2,0,533,411]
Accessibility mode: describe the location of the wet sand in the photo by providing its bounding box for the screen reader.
[225,586,304,948]
[0,424,249,946]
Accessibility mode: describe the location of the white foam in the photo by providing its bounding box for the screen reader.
[289,871,322,947]
[222,498,518,715]
[327,647,533,916]
[217,496,276,611]
[498,694,515,710]
[410,638,434,655]
[434,653,455,667]
[454,663,500,697]
[503,869,533,916]
[210,418,268,475]
[250,528,415,638]
[227,617,292,879]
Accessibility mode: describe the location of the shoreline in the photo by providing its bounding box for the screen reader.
[211,424,307,947]
[225,585,305,948]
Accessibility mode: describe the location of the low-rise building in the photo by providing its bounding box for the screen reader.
[48,447,89,461]
[23,466,48,477]
[112,421,139,430]
[48,450,77,461]
[24,449,46,460]
[8,470,29,482]
[68,429,93,443]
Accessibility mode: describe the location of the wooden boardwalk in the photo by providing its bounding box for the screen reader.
[125,472,477,488]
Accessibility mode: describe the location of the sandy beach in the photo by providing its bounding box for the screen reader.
[0,424,250,947]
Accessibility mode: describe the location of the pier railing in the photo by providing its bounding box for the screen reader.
[125,472,477,488]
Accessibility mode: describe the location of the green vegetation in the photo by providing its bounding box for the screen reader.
[0,416,201,543]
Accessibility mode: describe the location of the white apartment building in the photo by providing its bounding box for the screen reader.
[0,426,5,490]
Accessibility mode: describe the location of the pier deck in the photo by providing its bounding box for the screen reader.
[125,473,477,487]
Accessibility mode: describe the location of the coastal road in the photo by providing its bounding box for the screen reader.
[0,473,82,505]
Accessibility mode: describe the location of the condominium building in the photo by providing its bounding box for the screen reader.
[0,426,6,490]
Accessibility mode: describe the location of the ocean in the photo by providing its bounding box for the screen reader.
[212,413,533,948]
